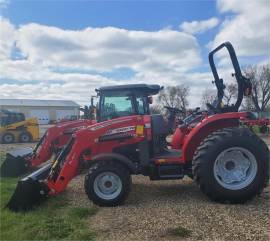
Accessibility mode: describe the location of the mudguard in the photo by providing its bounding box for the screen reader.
[91,153,137,173]
[181,112,248,162]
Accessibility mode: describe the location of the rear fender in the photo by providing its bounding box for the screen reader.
[91,153,137,174]
[182,112,248,163]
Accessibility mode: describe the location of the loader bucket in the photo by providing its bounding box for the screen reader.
[0,147,33,177]
[6,163,52,212]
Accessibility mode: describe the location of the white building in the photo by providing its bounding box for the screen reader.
[0,99,80,124]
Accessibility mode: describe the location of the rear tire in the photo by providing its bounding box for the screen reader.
[2,133,15,144]
[193,127,269,203]
[19,132,32,143]
[84,160,131,206]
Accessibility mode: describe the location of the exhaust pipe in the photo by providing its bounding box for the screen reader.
[6,163,52,212]
[0,148,33,177]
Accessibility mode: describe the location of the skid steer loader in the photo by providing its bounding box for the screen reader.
[6,42,269,211]
[0,110,39,144]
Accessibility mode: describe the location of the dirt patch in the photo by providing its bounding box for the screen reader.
[0,143,36,155]
[261,135,270,146]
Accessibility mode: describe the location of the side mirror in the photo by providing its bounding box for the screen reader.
[148,96,153,104]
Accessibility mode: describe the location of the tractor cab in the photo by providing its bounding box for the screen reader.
[96,84,162,122]
[96,84,191,156]
[96,84,179,157]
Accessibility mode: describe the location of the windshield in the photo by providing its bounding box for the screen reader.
[99,91,149,121]
[0,112,25,126]
[100,94,134,121]
[0,116,7,126]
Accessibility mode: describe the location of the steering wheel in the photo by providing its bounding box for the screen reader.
[164,106,183,114]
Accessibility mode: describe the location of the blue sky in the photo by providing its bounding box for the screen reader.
[0,0,269,106]
[2,1,219,60]
[4,1,216,29]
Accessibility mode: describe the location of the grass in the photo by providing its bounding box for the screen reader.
[0,154,98,241]
[249,125,270,134]
[167,226,192,238]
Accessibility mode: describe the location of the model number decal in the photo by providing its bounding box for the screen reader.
[89,118,132,131]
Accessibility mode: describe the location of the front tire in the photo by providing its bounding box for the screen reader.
[84,160,131,206]
[193,127,269,203]
[2,133,15,144]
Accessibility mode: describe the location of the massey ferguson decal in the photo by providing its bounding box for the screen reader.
[104,126,135,136]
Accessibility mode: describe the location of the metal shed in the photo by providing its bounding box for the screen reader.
[0,99,80,124]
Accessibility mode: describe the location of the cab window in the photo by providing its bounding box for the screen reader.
[136,96,148,115]
[100,94,135,121]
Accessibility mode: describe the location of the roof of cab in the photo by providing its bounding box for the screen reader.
[96,84,162,95]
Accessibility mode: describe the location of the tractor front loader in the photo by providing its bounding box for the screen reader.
[0,119,93,177]
[1,86,157,177]
[6,42,269,212]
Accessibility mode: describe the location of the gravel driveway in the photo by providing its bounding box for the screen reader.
[67,173,269,241]
[1,136,269,241]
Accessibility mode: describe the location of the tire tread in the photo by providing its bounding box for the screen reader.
[193,127,269,203]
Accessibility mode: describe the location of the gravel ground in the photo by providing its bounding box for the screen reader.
[1,136,269,241]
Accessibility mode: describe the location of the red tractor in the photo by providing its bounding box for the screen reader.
[7,42,269,211]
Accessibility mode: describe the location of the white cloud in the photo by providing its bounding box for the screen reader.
[180,17,220,34]
[0,70,212,107]
[212,0,270,57]
[13,22,201,73]
[0,18,207,106]
[0,18,16,60]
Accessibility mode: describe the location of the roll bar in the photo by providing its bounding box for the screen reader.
[208,42,251,112]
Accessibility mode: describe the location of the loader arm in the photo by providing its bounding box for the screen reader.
[30,119,94,167]
[0,119,94,177]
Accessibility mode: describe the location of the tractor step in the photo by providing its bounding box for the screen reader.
[149,164,184,180]
[154,149,182,158]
